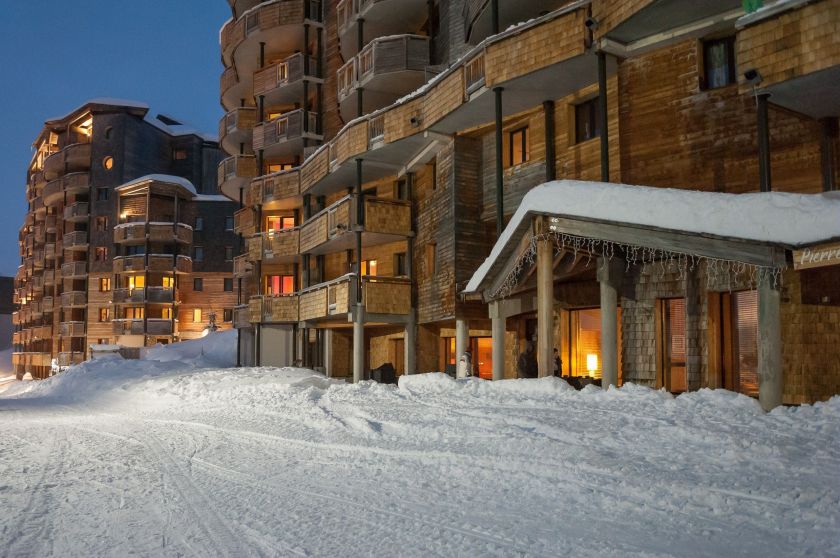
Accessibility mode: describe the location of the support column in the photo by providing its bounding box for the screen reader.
[491,0,499,35]
[597,257,623,388]
[543,101,556,182]
[597,51,610,182]
[536,219,554,378]
[455,318,469,378]
[323,328,333,377]
[352,159,365,383]
[490,301,506,381]
[820,117,837,192]
[757,93,772,192]
[404,311,416,376]
[494,87,504,237]
[353,305,365,383]
[758,273,782,411]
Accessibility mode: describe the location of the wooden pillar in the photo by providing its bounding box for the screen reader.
[758,272,782,411]
[597,256,622,388]
[490,300,505,381]
[353,300,364,383]
[404,310,416,375]
[353,159,365,383]
[757,93,772,192]
[536,218,554,378]
[455,318,469,378]
[494,87,504,237]
[324,328,333,377]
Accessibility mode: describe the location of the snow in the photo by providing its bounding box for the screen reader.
[193,194,234,202]
[115,174,198,195]
[45,98,150,123]
[465,180,840,293]
[1,334,838,556]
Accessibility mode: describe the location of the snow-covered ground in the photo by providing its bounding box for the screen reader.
[1,332,838,557]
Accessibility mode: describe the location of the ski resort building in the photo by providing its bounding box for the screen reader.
[221,0,840,408]
[13,100,239,379]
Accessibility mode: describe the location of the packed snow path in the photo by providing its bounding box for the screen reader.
[1,336,838,557]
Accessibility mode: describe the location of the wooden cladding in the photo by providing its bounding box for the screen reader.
[113,319,174,336]
[363,277,411,314]
[254,53,319,96]
[249,170,301,205]
[219,107,257,142]
[253,110,320,151]
[249,295,300,323]
[220,0,319,64]
[337,35,431,100]
[234,207,258,236]
[218,155,258,190]
[114,223,193,244]
[113,255,191,274]
[247,229,300,262]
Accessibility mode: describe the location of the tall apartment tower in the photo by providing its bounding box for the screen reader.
[13,100,239,379]
[222,0,840,405]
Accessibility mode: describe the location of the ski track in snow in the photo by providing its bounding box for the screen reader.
[0,332,838,557]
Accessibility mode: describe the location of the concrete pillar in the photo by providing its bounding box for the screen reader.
[455,318,469,378]
[758,273,782,411]
[353,307,365,383]
[598,257,623,388]
[757,93,772,192]
[536,231,554,378]
[597,51,610,182]
[404,311,416,375]
[490,302,505,381]
[323,328,333,378]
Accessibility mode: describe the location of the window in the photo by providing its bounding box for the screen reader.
[193,278,203,292]
[172,149,188,161]
[703,37,736,90]
[98,338,108,345]
[104,127,113,140]
[99,307,110,322]
[195,217,204,231]
[266,215,295,231]
[395,252,407,277]
[99,277,111,292]
[574,98,601,144]
[225,246,234,261]
[733,290,759,397]
[224,278,234,292]
[128,275,145,290]
[97,188,109,201]
[224,309,233,322]
[125,307,144,319]
[361,259,378,277]
[193,308,203,323]
[102,156,114,170]
[658,299,687,393]
[162,307,173,320]
[396,179,408,201]
[426,243,437,275]
[162,276,174,288]
[95,216,108,232]
[267,163,294,173]
[95,247,109,261]
[225,215,234,231]
[508,127,530,167]
[125,245,145,256]
[193,247,204,262]
[266,275,295,295]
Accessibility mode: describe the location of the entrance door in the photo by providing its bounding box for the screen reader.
[657,298,687,393]
[707,291,758,396]
[392,338,405,375]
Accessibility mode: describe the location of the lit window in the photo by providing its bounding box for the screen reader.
[95,217,108,232]
[508,127,529,167]
[426,243,436,275]
[162,307,173,320]
[99,277,111,292]
[266,275,295,295]
[266,216,295,231]
[99,307,110,322]
[128,275,145,290]
[125,307,144,319]
[193,308,203,323]
[267,163,295,173]
[172,149,188,161]
[162,276,174,288]
[103,156,114,170]
[703,37,736,90]
[224,309,233,322]
[361,259,378,277]
[193,278,203,292]
[574,98,601,144]
[95,247,109,261]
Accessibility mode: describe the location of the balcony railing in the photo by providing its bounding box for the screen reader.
[113,319,174,336]
[297,275,411,321]
[233,304,251,328]
[61,291,87,308]
[217,155,258,193]
[249,294,299,324]
[59,321,86,337]
[113,222,193,244]
[113,254,190,274]
[43,143,92,179]
[234,207,258,236]
[464,53,486,94]
[299,196,411,253]
[61,261,87,278]
[42,296,54,312]
[63,231,89,249]
[57,352,85,367]
[233,254,253,278]
[249,169,300,205]
[64,202,89,221]
[219,106,257,149]
[254,53,320,99]
[247,228,300,262]
[253,109,321,154]
[113,287,175,304]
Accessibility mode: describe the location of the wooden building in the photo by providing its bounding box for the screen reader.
[222,0,839,407]
[13,100,238,379]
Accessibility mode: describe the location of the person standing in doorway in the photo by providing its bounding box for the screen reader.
[457,349,473,379]
[553,348,562,377]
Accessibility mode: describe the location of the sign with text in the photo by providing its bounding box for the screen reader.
[793,242,840,270]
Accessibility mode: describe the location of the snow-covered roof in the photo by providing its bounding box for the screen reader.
[193,194,234,203]
[465,180,840,293]
[89,344,122,352]
[45,98,150,123]
[115,174,198,196]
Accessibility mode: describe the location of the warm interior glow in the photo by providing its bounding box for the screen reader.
[361,260,378,277]
[76,116,94,137]
[586,353,598,377]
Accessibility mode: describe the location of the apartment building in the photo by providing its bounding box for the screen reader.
[13,100,239,379]
[221,0,840,408]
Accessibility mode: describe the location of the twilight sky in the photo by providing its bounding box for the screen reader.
[0,0,231,276]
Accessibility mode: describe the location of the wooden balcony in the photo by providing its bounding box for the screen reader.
[247,228,300,263]
[249,294,299,324]
[59,321,86,337]
[42,143,92,180]
[43,270,56,286]
[33,250,45,269]
[336,0,429,59]
[13,352,53,370]
[233,254,253,278]
[176,255,193,274]
[113,319,174,336]
[61,291,87,308]
[114,222,193,245]
[45,172,91,207]
[220,66,250,112]
[252,109,322,159]
[112,287,175,304]
[298,275,411,321]
[45,242,56,260]
[113,254,190,274]
[61,261,87,278]
[299,195,411,254]
[737,0,840,119]
[337,35,430,121]
[254,53,321,107]
[234,207,258,236]
[249,169,301,208]
[57,352,85,367]
[63,231,89,250]
[233,304,252,328]
[218,155,258,200]
[45,214,58,232]
[464,0,567,44]
[592,0,741,43]
[42,296,54,312]
[219,106,257,155]
[63,202,89,222]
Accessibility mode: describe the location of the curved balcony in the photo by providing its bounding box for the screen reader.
[249,169,301,208]
[247,228,300,263]
[228,0,263,19]
[337,0,429,60]
[112,287,175,304]
[113,319,174,336]
[218,155,258,200]
[253,109,322,160]
[45,214,57,232]
[32,197,46,216]
[61,261,87,279]
[63,231,89,250]
[248,294,299,324]
[33,250,45,269]
[299,195,411,255]
[254,53,321,108]
[113,254,191,274]
[42,296,54,312]
[61,291,87,308]
[220,66,254,112]
[30,170,47,191]
[44,172,91,208]
[219,107,257,155]
[464,0,566,44]
[64,202,89,222]
[45,242,56,261]
[42,143,92,181]
[59,321,86,337]
[113,222,193,245]
[338,35,430,121]
[234,207,258,236]
[220,0,323,69]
